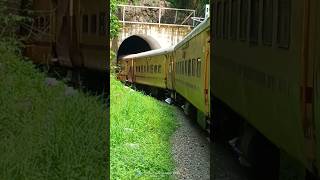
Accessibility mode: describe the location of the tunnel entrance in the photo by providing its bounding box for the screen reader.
[117,35,161,60]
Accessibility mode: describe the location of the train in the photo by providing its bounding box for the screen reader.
[22,0,107,88]
[118,0,320,178]
[212,0,320,179]
[117,17,211,131]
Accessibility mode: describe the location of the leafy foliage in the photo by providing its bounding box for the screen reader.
[110,0,121,39]
[166,0,209,11]
[0,0,32,53]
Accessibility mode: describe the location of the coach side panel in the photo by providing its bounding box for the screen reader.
[79,0,107,71]
[213,0,307,166]
[174,27,210,116]
[133,55,167,89]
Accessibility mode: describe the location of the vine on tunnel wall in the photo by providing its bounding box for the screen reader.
[110,0,120,39]
[110,0,128,39]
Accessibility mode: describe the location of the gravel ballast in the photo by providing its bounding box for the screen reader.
[171,107,210,179]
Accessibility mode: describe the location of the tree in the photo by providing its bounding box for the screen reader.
[165,0,209,11]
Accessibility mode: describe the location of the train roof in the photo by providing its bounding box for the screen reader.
[118,46,175,60]
[174,17,210,50]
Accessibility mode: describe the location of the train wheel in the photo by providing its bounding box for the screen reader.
[183,102,197,120]
[197,110,207,130]
[246,131,280,180]
[71,69,82,88]
[278,151,306,180]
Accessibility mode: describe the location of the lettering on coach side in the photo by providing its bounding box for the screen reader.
[215,56,292,95]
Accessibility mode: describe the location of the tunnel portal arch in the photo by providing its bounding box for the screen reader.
[117,35,161,60]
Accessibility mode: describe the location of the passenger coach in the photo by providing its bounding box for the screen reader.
[118,17,211,131]
[213,0,320,179]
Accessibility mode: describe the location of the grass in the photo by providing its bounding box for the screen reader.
[0,43,107,179]
[110,75,178,179]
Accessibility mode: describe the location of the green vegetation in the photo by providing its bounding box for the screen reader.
[166,0,209,16]
[0,42,107,178]
[110,0,120,39]
[166,0,209,9]
[110,0,128,39]
[110,76,178,179]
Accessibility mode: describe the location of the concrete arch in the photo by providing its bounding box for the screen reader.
[117,35,161,60]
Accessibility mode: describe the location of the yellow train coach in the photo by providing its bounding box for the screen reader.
[24,0,107,72]
[117,17,211,130]
[212,0,320,179]
[118,47,174,89]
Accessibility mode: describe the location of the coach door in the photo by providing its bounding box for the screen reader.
[167,54,175,90]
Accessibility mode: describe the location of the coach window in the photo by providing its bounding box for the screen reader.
[250,0,259,44]
[91,14,97,34]
[184,61,187,75]
[181,62,183,74]
[151,65,154,73]
[177,62,179,74]
[197,58,201,77]
[187,59,191,76]
[82,15,88,33]
[217,2,222,39]
[223,1,230,39]
[99,12,106,35]
[278,0,291,48]
[192,59,196,76]
[158,65,161,73]
[231,0,238,40]
[263,0,273,45]
[240,0,248,40]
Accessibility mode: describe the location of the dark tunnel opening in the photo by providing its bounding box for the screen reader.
[117,35,161,60]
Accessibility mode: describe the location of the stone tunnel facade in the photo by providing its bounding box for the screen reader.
[111,23,192,54]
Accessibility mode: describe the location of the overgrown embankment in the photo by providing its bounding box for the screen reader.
[0,43,107,179]
[110,76,178,179]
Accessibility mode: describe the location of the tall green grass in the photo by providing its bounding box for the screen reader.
[110,76,178,179]
[0,43,107,179]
